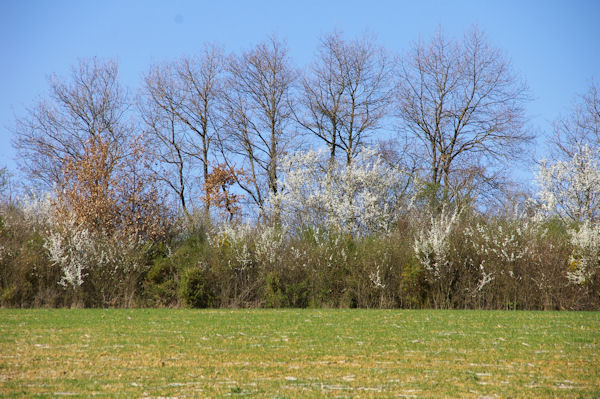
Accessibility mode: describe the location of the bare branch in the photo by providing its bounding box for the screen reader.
[219,36,297,215]
[13,58,131,188]
[395,27,532,203]
[297,31,393,166]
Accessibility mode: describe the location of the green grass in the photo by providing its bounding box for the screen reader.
[0,309,598,398]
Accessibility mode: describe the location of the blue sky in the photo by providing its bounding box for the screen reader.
[1,0,599,184]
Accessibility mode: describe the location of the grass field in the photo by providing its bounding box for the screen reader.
[0,309,598,398]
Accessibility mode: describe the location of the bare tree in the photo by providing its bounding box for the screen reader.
[140,45,224,216]
[297,31,393,167]
[219,36,297,214]
[395,27,532,203]
[140,63,190,215]
[550,82,600,159]
[13,58,131,188]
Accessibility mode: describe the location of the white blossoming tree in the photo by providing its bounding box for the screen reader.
[536,144,600,223]
[536,83,600,293]
[267,147,407,237]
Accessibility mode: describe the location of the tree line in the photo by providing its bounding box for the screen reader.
[1,27,598,309]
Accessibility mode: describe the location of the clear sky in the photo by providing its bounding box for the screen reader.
[1,0,599,184]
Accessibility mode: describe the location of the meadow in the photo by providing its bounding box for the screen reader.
[0,309,598,398]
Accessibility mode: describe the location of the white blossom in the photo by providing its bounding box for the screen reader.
[20,191,56,233]
[464,217,546,289]
[535,144,600,223]
[208,223,254,270]
[255,225,286,266]
[413,207,459,279]
[464,220,542,264]
[476,262,494,292]
[45,226,93,287]
[369,265,386,289]
[43,216,141,289]
[567,222,600,284]
[267,147,407,236]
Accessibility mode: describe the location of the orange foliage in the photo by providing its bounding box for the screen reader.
[56,136,168,242]
[203,164,243,221]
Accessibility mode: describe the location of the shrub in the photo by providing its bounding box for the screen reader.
[413,207,460,309]
[0,201,64,307]
[179,267,213,308]
[143,258,179,307]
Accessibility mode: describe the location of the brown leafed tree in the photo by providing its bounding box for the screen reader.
[50,134,168,307]
[13,58,130,189]
[395,27,532,203]
[203,163,243,222]
[56,136,119,234]
[219,36,297,215]
[297,31,393,166]
[140,45,224,217]
[56,135,168,242]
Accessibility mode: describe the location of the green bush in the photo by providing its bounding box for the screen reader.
[142,234,210,307]
[179,267,213,308]
[264,272,287,308]
[143,258,178,307]
[263,270,309,308]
